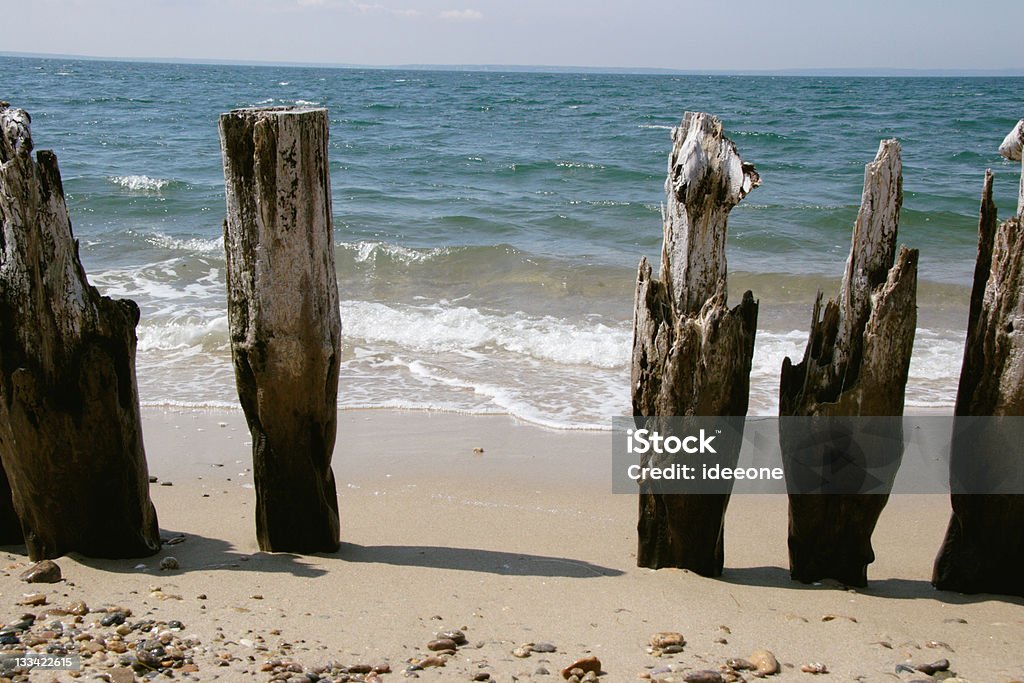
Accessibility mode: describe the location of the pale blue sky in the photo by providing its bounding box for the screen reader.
[6,0,1022,71]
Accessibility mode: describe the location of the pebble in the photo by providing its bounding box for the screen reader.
[682,672,723,683]
[427,637,458,651]
[650,632,686,649]
[19,559,62,583]
[916,658,951,675]
[800,662,828,674]
[159,556,180,570]
[561,656,601,679]
[532,641,557,653]
[418,655,446,668]
[18,592,47,606]
[748,649,780,676]
[513,646,533,658]
[473,673,491,681]
[437,629,468,645]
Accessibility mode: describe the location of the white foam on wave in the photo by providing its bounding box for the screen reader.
[341,240,447,265]
[340,300,630,369]
[638,124,673,131]
[137,316,229,352]
[147,232,224,254]
[109,175,170,192]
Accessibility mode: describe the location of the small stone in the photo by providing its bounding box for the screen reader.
[581,673,598,683]
[513,646,532,658]
[67,600,88,616]
[20,559,62,583]
[149,476,158,483]
[726,659,754,671]
[926,640,953,651]
[428,638,458,651]
[535,667,550,675]
[473,447,485,454]
[419,655,446,668]
[916,659,951,675]
[661,644,684,655]
[473,674,491,681]
[438,629,468,645]
[19,592,47,606]
[159,556,179,570]
[942,618,968,625]
[748,649,780,676]
[160,481,173,486]
[251,594,264,600]
[683,672,723,683]
[561,656,600,679]
[101,612,128,627]
[532,641,557,653]
[650,632,686,649]
[800,663,828,674]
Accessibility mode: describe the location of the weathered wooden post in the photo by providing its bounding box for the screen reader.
[932,121,1024,597]
[779,140,918,586]
[0,103,161,559]
[220,107,342,553]
[632,112,759,576]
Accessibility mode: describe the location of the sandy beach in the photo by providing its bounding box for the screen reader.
[0,407,1020,682]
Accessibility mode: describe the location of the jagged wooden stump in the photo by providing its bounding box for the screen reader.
[0,103,160,559]
[779,139,917,587]
[220,106,342,553]
[632,112,759,576]
[932,134,1024,597]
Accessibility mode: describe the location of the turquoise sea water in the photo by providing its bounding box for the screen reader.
[4,56,1023,427]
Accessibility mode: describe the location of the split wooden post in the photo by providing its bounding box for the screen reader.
[220,107,342,553]
[779,139,918,586]
[632,112,759,576]
[0,103,161,559]
[932,121,1024,597]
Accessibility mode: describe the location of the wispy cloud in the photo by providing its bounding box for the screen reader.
[350,0,419,16]
[439,8,483,21]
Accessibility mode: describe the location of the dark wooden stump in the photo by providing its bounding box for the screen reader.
[0,103,160,560]
[220,107,342,553]
[632,112,759,576]
[932,159,1024,597]
[779,139,918,587]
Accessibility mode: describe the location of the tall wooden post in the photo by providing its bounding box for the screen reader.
[632,112,759,576]
[779,140,918,587]
[932,121,1024,597]
[0,103,160,560]
[220,107,342,553]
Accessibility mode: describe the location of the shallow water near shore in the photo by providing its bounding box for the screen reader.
[5,56,1022,426]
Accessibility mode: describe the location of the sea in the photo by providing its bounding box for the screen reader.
[3,56,1023,429]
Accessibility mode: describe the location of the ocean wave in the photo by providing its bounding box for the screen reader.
[137,316,229,352]
[109,175,171,192]
[638,124,673,130]
[147,232,225,254]
[342,240,448,265]
[341,300,630,369]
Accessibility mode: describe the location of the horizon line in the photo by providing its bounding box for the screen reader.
[3,50,1024,78]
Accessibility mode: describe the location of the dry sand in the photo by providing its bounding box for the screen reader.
[0,407,1021,682]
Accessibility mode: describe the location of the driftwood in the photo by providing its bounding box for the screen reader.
[632,112,759,576]
[779,140,918,586]
[220,107,342,553]
[932,127,1024,597]
[0,103,160,559]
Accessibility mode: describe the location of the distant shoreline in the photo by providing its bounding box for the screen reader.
[3,51,1024,78]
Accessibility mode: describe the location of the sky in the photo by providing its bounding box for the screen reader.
[5,0,1023,72]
